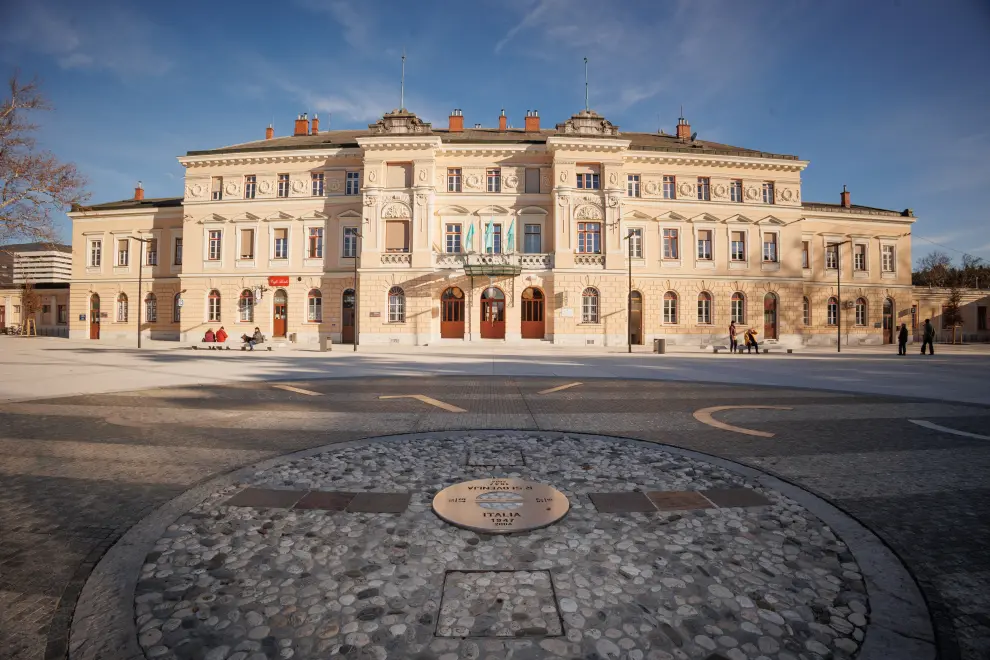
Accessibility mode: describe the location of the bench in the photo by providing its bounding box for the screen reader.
[711,345,730,353]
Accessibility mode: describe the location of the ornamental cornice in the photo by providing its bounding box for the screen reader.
[624,152,809,172]
[545,137,631,153]
[178,150,358,168]
[438,144,545,157]
[355,136,443,151]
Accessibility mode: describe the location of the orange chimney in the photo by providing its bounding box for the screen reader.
[676,115,691,140]
[498,108,507,132]
[293,113,309,136]
[134,181,144,201]
[840,185,851,208]
[448,108,464,132]
[310,113,319,135]
[524,110,540,132]
[265,124,274,140]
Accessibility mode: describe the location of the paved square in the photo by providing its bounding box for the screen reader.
[587,491,656,513]
[223,487,304,508]
[647,490,713,511]
[702,487,772,508]
[293,491,354,511]
[437,570,563,638]
[346,492,412,513]
[468,449,525,466]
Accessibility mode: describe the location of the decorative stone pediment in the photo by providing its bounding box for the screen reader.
[299,210,328,220]
[436,205,470,216]
[725,214,754,224]
[337,210,363,219]
[622,210,652,220]
[382,202,412,218]
[230,212,260,223]
[367,109,433,135]
[475,205,513,216]
[197,213,227,224]
[655,211,688,222]
[689,213,721,224]
[574,204,603,220]
[517,206,548,215]
[555,110,619,136]
[264,211,294,222]
[756,215,787,225]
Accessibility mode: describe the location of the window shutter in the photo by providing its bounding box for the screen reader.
[731,231,744,243]
[385,221,408,252]
[240,229,254,257]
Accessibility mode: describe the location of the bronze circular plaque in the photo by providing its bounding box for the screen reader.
[432,478,569,534]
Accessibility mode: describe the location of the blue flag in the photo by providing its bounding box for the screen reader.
[485,217,495,253]
[465,223,474,251]
[506,220,515,253]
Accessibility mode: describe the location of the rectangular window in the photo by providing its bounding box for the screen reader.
[698,297,712,325]
[146,296,157,323]
[524,224,541,253]
[762,181,775,204]
[277,173,289,198]
[882,245,895,272]
[524,168,540,193]
[697,177,711,201]
[244,174,257,199]
[856,302,867,326]
[854,244,867,271]
[345,171,360,195]
[827,300,838,326]
[89,240,102,267]
[629,228,643,259]
[762,233,778,263]
[146,238,158,266]
[308,227,323,258]
[576,173,600,189]
[488,225,503,254]
[487,168,501,193]
[801,241,810,269]
[273,228,288,259]
[627,174,640,198]
[978,306,987,331]
[730,179,742,203]
[57,304,67,324]
[211,176,223,200]
[731,231,746,261]
[385,220,409,252]
[208,230,222,261]
[117,239,129,266]
[697,230,712,260]
[662,175,676,199]
[239,229,255,259]
[447,168,462,192]
[386,163,412,188]
[311,172,324,197]
[826,244,838,270]
[174,237,183,265]
[803,298,811,326]
[309,295,323,323]
[662,229,679,260]
[577,222,601,254]
[343,227,358,258]
[445,224,462,253]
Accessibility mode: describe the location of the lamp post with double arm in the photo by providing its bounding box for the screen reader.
[129,235,153,349]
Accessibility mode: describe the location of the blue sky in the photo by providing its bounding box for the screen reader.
[2,0,989,262]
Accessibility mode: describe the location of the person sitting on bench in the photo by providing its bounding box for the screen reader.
[203,328,215,347]
[241,327,264,351]
[215,326,228,347]
[745,327,760,354]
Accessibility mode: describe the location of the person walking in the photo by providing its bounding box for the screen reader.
[921,318,935,355]
[745,327,759,354]
[897,323,908,356]
[729,321,738,353]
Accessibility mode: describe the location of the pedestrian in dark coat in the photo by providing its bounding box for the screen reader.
[897,323,908,356]
[921,319,935,355]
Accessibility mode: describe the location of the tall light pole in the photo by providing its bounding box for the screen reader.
[353,231,362,352]
[829,240,852,353]
[130,236,153,349]
[623,229,634,354]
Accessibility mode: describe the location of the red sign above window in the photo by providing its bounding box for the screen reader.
[268,276,290,287]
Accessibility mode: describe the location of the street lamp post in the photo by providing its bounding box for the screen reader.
[353,231,362,352]
[130,236,153,349]
[623,229,635,354]
[829,240,852,353]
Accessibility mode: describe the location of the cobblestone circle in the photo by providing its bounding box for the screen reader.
[134,432,870,660]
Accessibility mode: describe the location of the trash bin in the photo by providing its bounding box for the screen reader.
[653,338,666,354]
[289,332,297,343]
[319,335,332,352]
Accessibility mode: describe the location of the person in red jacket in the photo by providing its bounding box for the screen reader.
[216,326,228,343]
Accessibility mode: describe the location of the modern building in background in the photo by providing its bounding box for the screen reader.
[68,106,922,347]
[0,242,72,333]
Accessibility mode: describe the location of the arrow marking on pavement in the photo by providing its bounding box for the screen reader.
[379,395,466,413]
[909,419,990,440]
[538,382,583,395]
[693,405,793,438]
[273,385,323,396]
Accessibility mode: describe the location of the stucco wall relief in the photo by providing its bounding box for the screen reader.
[465,173,482,189]
[186,184,204,199]
[382,202,412,218]
[574,205,603,220]
[745,186,760,201]
[712,183,728,199]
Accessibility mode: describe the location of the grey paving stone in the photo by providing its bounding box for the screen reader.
[346,492,412,513]
[222,487,305,509]
[646,490,713,511]
[702,487,772,508]
[586,491,656,513]
[292,490,354,511]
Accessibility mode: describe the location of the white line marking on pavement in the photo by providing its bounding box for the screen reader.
[909,419,990,440]
[272,385,323,396]
[379,394,466,413]
[538,382,583,395]
[693,405,794,438]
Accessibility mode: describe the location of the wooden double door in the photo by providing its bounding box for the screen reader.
[341,289,355,344]
[763,293,778,340]
[883,299,894,344]
[273,289,288,338]
[521,287,545,339]
[441,287,465,339]
[90,294,100,339]
[480,287,505,340]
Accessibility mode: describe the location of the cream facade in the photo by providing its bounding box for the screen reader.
[68,108,916,348]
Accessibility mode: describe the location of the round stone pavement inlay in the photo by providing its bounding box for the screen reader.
[433,477,570,533]
[133,431,871,659]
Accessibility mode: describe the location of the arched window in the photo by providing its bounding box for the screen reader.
[239,289,254,322]
[208,289,221,322]
[827,296,838,326]
[730,292,746,323]
[173,293,181,323]
[581,288,599,324]
[697,292,712,325]
[308,289,323,322]
[855,297,868,326]
[387,286,405,323]
[663,291,678,324]
[802,296,811,326]
[145,293,157,323]
[116,293,128,322]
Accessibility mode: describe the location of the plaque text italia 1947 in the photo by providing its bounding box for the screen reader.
[432,478,569,534]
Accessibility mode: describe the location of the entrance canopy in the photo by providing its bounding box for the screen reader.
[463,253,523,277]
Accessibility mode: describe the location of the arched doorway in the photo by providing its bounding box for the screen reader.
[89,293,101,339]
[480,287,505,339]
[341,289,355,344]
[440,287,465,339]
[628,291,643,345]
[273,289,288,338]
[763,293,778,339]
[883,298,894,344]
[521,287,545,339]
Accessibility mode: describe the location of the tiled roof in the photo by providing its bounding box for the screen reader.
[187,127,799,160]
[0,242,72,253]
[75,197,184,211]
[802,202,913,217]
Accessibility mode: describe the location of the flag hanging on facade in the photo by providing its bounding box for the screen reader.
[485,217,495,253]
[465,223,474,252]
[506,220,515,253]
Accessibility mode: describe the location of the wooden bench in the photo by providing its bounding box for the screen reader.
[711,345,730,353]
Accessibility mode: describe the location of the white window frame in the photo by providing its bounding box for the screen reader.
[729,228,748,265]
[207,229,223,262]
[801,236,812,273]
[145,293,157,323]
[855,298,868,326]
[89,239,103,268]
[244,174,257,199]
[627,174,640,198]
[308,290,323,322]
[207,290,221,322]
[697,293,712,325]
[762,181,775,204]
[311,172,325,197]
[486,168,501,193]
[581,288,600,324]
[345,171,360,195]
[277,173,290,198]
[343,226,358,258]
[663,292,678,325]
[145,238,158,266]
[387,287,405,323]
[662,227,680,261]
[238,227,256,262]
[272,226,290,261]
[523,223,542,254]
[731,292,746,324]
[695,227,714,263]
[577,222,601,254]
[802,296,811,326]
[761,231,779,264]
[211,176,223,201]
[445,223,462,253]
[307,226,324,259]
[853,241,869,276]
[576,173,600,190]
[448,168,462,193]
[730,179,743,203]
[239,289,254,322]
[881,243,896,275]
[662,175,676,200]
[628,227,643,260]
[697,177,711,201]
[827,297,838,326]
[117,239,130,267]
[116,293,128,323]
